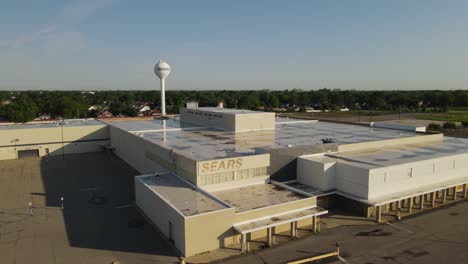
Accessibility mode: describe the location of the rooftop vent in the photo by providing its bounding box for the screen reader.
[186,101,199,109]
[321,138,335,144]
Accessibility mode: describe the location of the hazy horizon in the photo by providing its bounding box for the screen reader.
[1,88,467,92]
[1,1,468,91]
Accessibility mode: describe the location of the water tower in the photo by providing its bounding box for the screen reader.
[154,60,171,116]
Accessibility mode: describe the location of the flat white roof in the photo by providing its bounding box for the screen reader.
[283,181,328,196]
[0,119,105,130]
[109,118,204,132]
[137,173,229,216]
[185,107,264,114]
[212,183,308,213]
[233,206,327,234]
[376,119,446,127]
[110,117,417,161]
[329,137,468,168]
[339,176,468,206]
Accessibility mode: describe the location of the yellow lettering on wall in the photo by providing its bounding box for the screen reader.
[210,161,218,172]
[235,159,242,168]
[218,160,226,170]
[200,158,245,174]
[201,162,210,173]
[227,160,235,170]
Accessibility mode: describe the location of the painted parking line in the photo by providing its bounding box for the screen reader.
[80,188,97,191]
[115,204,134,209]
[385,222,414,234]
[337,256,348,263]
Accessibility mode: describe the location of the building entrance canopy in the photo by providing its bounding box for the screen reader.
[233,206,327,235]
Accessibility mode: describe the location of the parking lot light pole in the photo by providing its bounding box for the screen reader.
[29,202,33,216]
[60,121,65,160]
[11,138,19,159]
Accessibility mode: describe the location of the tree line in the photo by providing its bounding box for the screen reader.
[0,89,467,123]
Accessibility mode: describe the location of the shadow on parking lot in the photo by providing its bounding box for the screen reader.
[38,152,178,257]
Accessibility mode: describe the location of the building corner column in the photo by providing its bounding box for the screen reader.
[420,195,424,210]
[267,228,272,247]
[376,205,382,223]
[431,192,436,207]
[409,197,413,214]
[240,233,246,253]
[312,216,317,233]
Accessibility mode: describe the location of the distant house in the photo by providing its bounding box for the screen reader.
[33,113,52,121]
[138,106,160,117]
[272,107,287,112]
[97,111,114,118]
[0,100,11,106]
[146,109,161,116]
[139,106,151,113]
[305,107,322,113]
[88,105,99,111]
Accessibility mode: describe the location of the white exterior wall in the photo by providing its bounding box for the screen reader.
[335,162,370,199]
[297,157,336,191]
[296,152,468,201]
[371,122,426,132]
[135,178,186,254]
[338,134,443,152]
[368,153,468,200]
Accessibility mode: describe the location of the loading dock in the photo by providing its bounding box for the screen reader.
[17,149,39,158]
[234,206,327,253]
[373,182,468,222]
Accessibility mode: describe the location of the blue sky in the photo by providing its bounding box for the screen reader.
[0,0,467,90]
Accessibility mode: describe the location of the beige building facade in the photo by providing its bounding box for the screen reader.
[0,120,109,160]
[180,107,275,131]
[4,108,468,258]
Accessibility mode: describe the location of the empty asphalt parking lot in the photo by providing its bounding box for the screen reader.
[223,199,468,264]
[2,153,468,264]
[0,153,179,264]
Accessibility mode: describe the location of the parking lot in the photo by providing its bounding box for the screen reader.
[2,153,468,264]
[222,199,468,264]
[0,153,179,264]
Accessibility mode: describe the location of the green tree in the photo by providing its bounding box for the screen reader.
[7,96,38,123]
[267,95,280,108]
[61,97,88,118]
[438,93,454,112]
[239,93,261,109]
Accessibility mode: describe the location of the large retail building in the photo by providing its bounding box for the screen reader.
[1,107,468,257]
